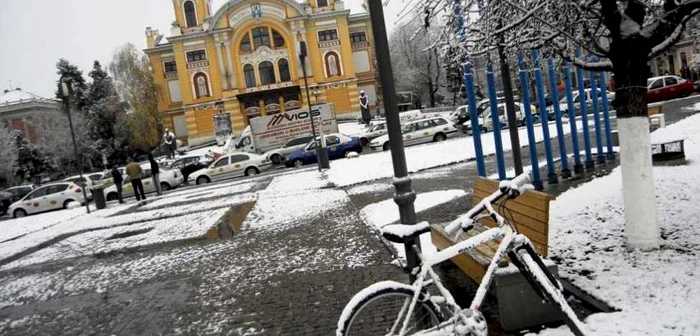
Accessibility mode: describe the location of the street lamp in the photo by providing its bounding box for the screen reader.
[367,0,419,280]
[299,41,330,170]
[60,78,90,214]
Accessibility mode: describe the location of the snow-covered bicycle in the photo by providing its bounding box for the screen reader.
[336,173,586,336]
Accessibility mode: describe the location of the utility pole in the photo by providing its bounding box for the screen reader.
[299,41,329,170]
[367,0,420,280]
[60,78,90,214]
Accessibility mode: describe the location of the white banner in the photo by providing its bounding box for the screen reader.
[249,104,338,152]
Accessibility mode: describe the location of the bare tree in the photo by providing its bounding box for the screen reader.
[417,0,700,249]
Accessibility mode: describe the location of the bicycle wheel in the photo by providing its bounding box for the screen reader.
[337,281,443,336]
[518,251,587,336]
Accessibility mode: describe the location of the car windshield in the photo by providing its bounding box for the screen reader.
[401,124,414,133]
[647,79,654,87]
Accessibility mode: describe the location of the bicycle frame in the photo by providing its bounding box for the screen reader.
[393,225,517,335]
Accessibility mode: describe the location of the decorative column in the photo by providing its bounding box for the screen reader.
[215,34,229,90]
[224,32,237,89]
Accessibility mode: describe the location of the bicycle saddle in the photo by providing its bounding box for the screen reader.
[381,222,431,244]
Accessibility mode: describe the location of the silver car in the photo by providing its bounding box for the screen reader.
[356,122,388,146]
[265,135,315,164]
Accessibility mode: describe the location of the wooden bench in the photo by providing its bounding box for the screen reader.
[430,177,556,283]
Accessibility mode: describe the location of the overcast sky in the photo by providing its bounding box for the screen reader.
[0,0,415,99]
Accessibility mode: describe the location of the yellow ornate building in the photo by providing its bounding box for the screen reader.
[145,0,379,145]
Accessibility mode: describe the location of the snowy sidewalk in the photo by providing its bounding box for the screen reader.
[535,113,700,335]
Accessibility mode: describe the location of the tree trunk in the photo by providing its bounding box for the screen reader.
[610,38,659,250]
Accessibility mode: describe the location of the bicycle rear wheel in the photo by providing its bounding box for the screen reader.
[518,250,587,336]
[337,282,442,336]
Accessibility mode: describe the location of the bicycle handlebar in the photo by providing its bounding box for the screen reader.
[444,172,532,236]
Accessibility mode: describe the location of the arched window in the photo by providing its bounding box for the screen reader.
[317,0,329,7]
[243,64,256,88]
[252,27,271,49]
[258,61,276,85]
[240,34,251,53]
[193,72,209,98]
[278,59,291,82]
[272,29,285,48]
[324,52,341,77]
[184,1,198,28]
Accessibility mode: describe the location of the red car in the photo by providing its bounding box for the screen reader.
[647,75,694,103]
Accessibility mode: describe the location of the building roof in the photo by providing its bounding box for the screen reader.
[0,89,56,107]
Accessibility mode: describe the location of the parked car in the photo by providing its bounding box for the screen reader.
[1,185,35,214]
[168,155,212,182]
[647,75,694,103]
[355,123,388,147]
[190,153,272,185]
[103,166,183,201]
[556,88,615,119]
[265,134,315,164]
[369,116,457,151]
[286,134,363,167]
[9,182,87,218]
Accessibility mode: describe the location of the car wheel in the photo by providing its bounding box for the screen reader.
[13,208,27,218]
[270,154,282,165]
[360,138,369,146]
[383,142,390,151]
[245,167,259,176]
[63,199,75,209]
[106,193,118,202]
[293,159,304,168]
[433,133,447,142]
[480,126,488,134]
[196,176,210,185]
[160,182,171,191]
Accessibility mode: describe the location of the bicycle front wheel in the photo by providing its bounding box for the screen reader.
[337,281,442,336]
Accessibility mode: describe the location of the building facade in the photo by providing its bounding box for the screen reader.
[648,33,698,78]
[145,0,379,146]
[0,89,62,143]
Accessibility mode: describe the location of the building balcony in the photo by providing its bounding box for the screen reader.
[319,40,340,49]
[186,60,210,69]
[165,71,178,79]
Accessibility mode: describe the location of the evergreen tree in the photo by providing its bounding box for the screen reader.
[55,58,88,111]
[12,132,53,182]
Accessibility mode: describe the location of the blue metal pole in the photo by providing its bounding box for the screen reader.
[532,50,557,184]
[517,53,543,190]
[575,47,594,170]
[563,61,583,174]
[486,64,506,180]
[547,58,571,178]
[588,70,606,163]
[599,71,615,160]
[464,62,486,177]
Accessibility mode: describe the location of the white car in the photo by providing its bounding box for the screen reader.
[190,153,272,185]
[265,134,315,164]
[556,88,615,118]
[356,122,388,146]
[369,116,457,151]
[9,182,87,218]
[470,102,532,133]
[103,166,183,201]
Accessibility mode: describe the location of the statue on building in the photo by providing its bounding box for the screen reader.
[359,90,370,125]
[163,128,177,159]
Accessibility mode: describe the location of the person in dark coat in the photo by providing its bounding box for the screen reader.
[148,154,162,196]
[111,165,124,204]
[359,91,370,125]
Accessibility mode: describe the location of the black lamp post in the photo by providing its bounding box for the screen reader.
[299,41,330,170]
[367,0,420,280]
[60,78,90,214]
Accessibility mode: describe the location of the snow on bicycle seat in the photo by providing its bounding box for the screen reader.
[381,222,431,244]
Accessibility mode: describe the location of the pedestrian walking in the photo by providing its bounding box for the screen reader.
[125,158,146,202]
[111,165,125,204]
[163,128,177,159]
[148,154,162,196]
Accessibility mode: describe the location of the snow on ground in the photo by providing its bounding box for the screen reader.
[0,192,256,267]
[360,190,467,261]
[140,181,257,210]
[346,182,394,195]
[338,122,370,136]
[1,209,229,270]
[680,101,700,112]
[0,206,90,243]
[534,113,700,335]
[326,119,583,187]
